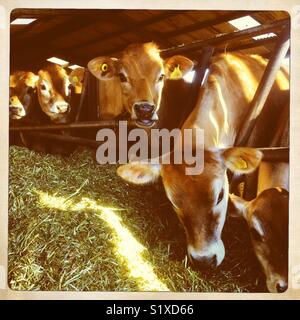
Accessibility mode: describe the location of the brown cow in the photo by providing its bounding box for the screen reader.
[229,102,289,293]
[36,63,73,124]
[9,71,39,121]
[230,177,288,293]
[88,42,194,127]
[117,52,289,269]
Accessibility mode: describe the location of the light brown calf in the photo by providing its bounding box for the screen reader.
[88,42,194,127]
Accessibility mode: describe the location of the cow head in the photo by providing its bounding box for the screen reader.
[37,64,72,124]
[9,71,39,120]
[117,147,262,269]
[229,188,288,293]
[88,43,194,127]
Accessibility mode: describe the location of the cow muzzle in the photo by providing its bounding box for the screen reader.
[267,275,288,293]
[9,105,26,119]
[133,102,157,127]
[51,102,70,114]
[188,240,225,270]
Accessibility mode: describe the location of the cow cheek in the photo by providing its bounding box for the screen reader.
[120,85,133,113]
[38,92,52,116]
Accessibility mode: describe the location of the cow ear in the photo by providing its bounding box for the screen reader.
[164,55,194,80]
[221,147,262,175]
[69,68,85,85]
[117,163,161,185]
[228,193,248,219]
[69,68,85,94]
[24,73,39,88]
[9,75,17,88]
[88,57,118,81]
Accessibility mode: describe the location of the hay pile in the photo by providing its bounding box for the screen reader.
[9,146,265,291]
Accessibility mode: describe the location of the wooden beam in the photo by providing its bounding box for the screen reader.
[160,18,289,57]
[11,11,123,66]
[65,10,187,53]
[11,16,53,39]
[235,26,290,146]
[14,10,187,67]
[161,11,257,39]
[10,9,111,20]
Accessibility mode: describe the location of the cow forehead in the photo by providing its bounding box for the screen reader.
[249,189,288,233]
[39,66,69,92]
[162,165,224,208]
[120,43,164,77]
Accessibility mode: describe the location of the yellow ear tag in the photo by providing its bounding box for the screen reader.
[236,157,248,170]
[101,63,109,72]
[73,76,79,83]
[170,65,182,80]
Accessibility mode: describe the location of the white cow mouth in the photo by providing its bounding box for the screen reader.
[10,114,24,120]
[135,118,156,127]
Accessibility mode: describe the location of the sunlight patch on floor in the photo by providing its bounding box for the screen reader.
[37,191,169,291]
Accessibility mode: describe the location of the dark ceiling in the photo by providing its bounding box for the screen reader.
[10,9,290,70]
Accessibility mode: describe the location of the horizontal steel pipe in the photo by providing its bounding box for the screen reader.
[161,18,289,57]
[27,132,290,163]
[259,147,289,162]
[10,120,139,132]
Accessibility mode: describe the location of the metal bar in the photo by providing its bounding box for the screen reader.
[75,69,88,122]
[33,132,101,148]
[259,147,289,162]
[29,132,291,162]
[9,120,139,132]
[236,26,290,146]
[161,18,289,57]
[218,36,277,53]
[179,46,214,128]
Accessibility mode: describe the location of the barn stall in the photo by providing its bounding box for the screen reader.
[9,9,289,291]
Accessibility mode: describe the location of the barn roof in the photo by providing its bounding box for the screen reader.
[10,9,290,70]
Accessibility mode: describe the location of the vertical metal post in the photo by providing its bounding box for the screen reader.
[236,26,290,146]
[179,45,214,128]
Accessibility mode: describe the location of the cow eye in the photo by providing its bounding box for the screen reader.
[119,73,128,83]
[41,84,47,90]
[217,188,224,205]
[158,74,165,82]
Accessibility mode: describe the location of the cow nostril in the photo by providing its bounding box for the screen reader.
[276,281,288,293]
[56,104,69,113]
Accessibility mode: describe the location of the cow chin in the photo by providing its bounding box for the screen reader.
[135,118,156,128]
